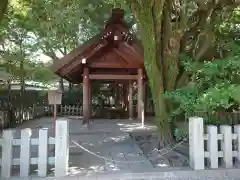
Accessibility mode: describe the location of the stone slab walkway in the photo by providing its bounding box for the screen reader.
[65,118,156,176]
[4,169,240,180]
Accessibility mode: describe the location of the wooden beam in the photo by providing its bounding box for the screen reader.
[89,74,138,80]
[83,68,89,120]
[89,62,131,69]
[88,80,92,118]
[137,68,144,126]
[89,50,140,69]
[128,80,133,119]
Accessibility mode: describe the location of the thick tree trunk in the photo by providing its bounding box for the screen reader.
[0,0,8,23]
[129,0,180,146]
[153,82,173,147]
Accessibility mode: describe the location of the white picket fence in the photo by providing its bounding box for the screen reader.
[0,110,8,128]
[56,105,82,116]
[14,106,49,123]
[0,119,69,178]
[0,106,49,129]
[189,117,240,170]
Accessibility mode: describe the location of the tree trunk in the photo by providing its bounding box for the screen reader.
[6,79,14,127]
[128,0,180,146]
[0,0,8,23]
[153,82,173,147]
[126,0,238,146]
[20,59,25,122]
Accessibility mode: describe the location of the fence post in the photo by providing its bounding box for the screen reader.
[1,130,13,178]
[189,116,204,170]
[235,125,240,165]
[20,128,31,177]
[220,125,233,168]
[38,128,48,177]
[207,125,218,168]
[55,119,69,177]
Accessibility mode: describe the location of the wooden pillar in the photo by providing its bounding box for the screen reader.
[83,68,89,120]
[128,80,133,119]
[144,82,148,114]
[114,82,119,104]
[88,80,92,118]
[121,83,124,108]
[123,83,128,109]
[137,69,144,126]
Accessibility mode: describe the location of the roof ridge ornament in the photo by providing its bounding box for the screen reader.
[113,1,122,8]
[101,8,133,44]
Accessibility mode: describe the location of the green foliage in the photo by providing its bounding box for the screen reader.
[165,83,199,118]
[174,127,188,141]
[0,1,58,85]
[165,42,240,118]
[195,83,236,111]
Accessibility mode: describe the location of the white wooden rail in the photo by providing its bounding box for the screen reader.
[0,119,69,178]
[57,105,82,116]
[189,117,240,170]
[14,106,48,123]
[0,110,9,128]
[0,106,49,129]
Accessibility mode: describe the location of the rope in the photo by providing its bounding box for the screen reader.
[69,136,188,164]
[32,119,188,163]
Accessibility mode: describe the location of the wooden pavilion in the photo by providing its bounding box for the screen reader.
[53,8,147,122]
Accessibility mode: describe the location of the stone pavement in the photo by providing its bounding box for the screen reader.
[67,118,155,176]
[4,169,240,180]
[4,117,158,176]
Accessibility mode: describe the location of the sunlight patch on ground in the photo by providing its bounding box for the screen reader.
[155,163,170,167]
[103,134,129,143]
[117,122,157,132]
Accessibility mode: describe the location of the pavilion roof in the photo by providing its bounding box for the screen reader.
[53,8,144,84]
